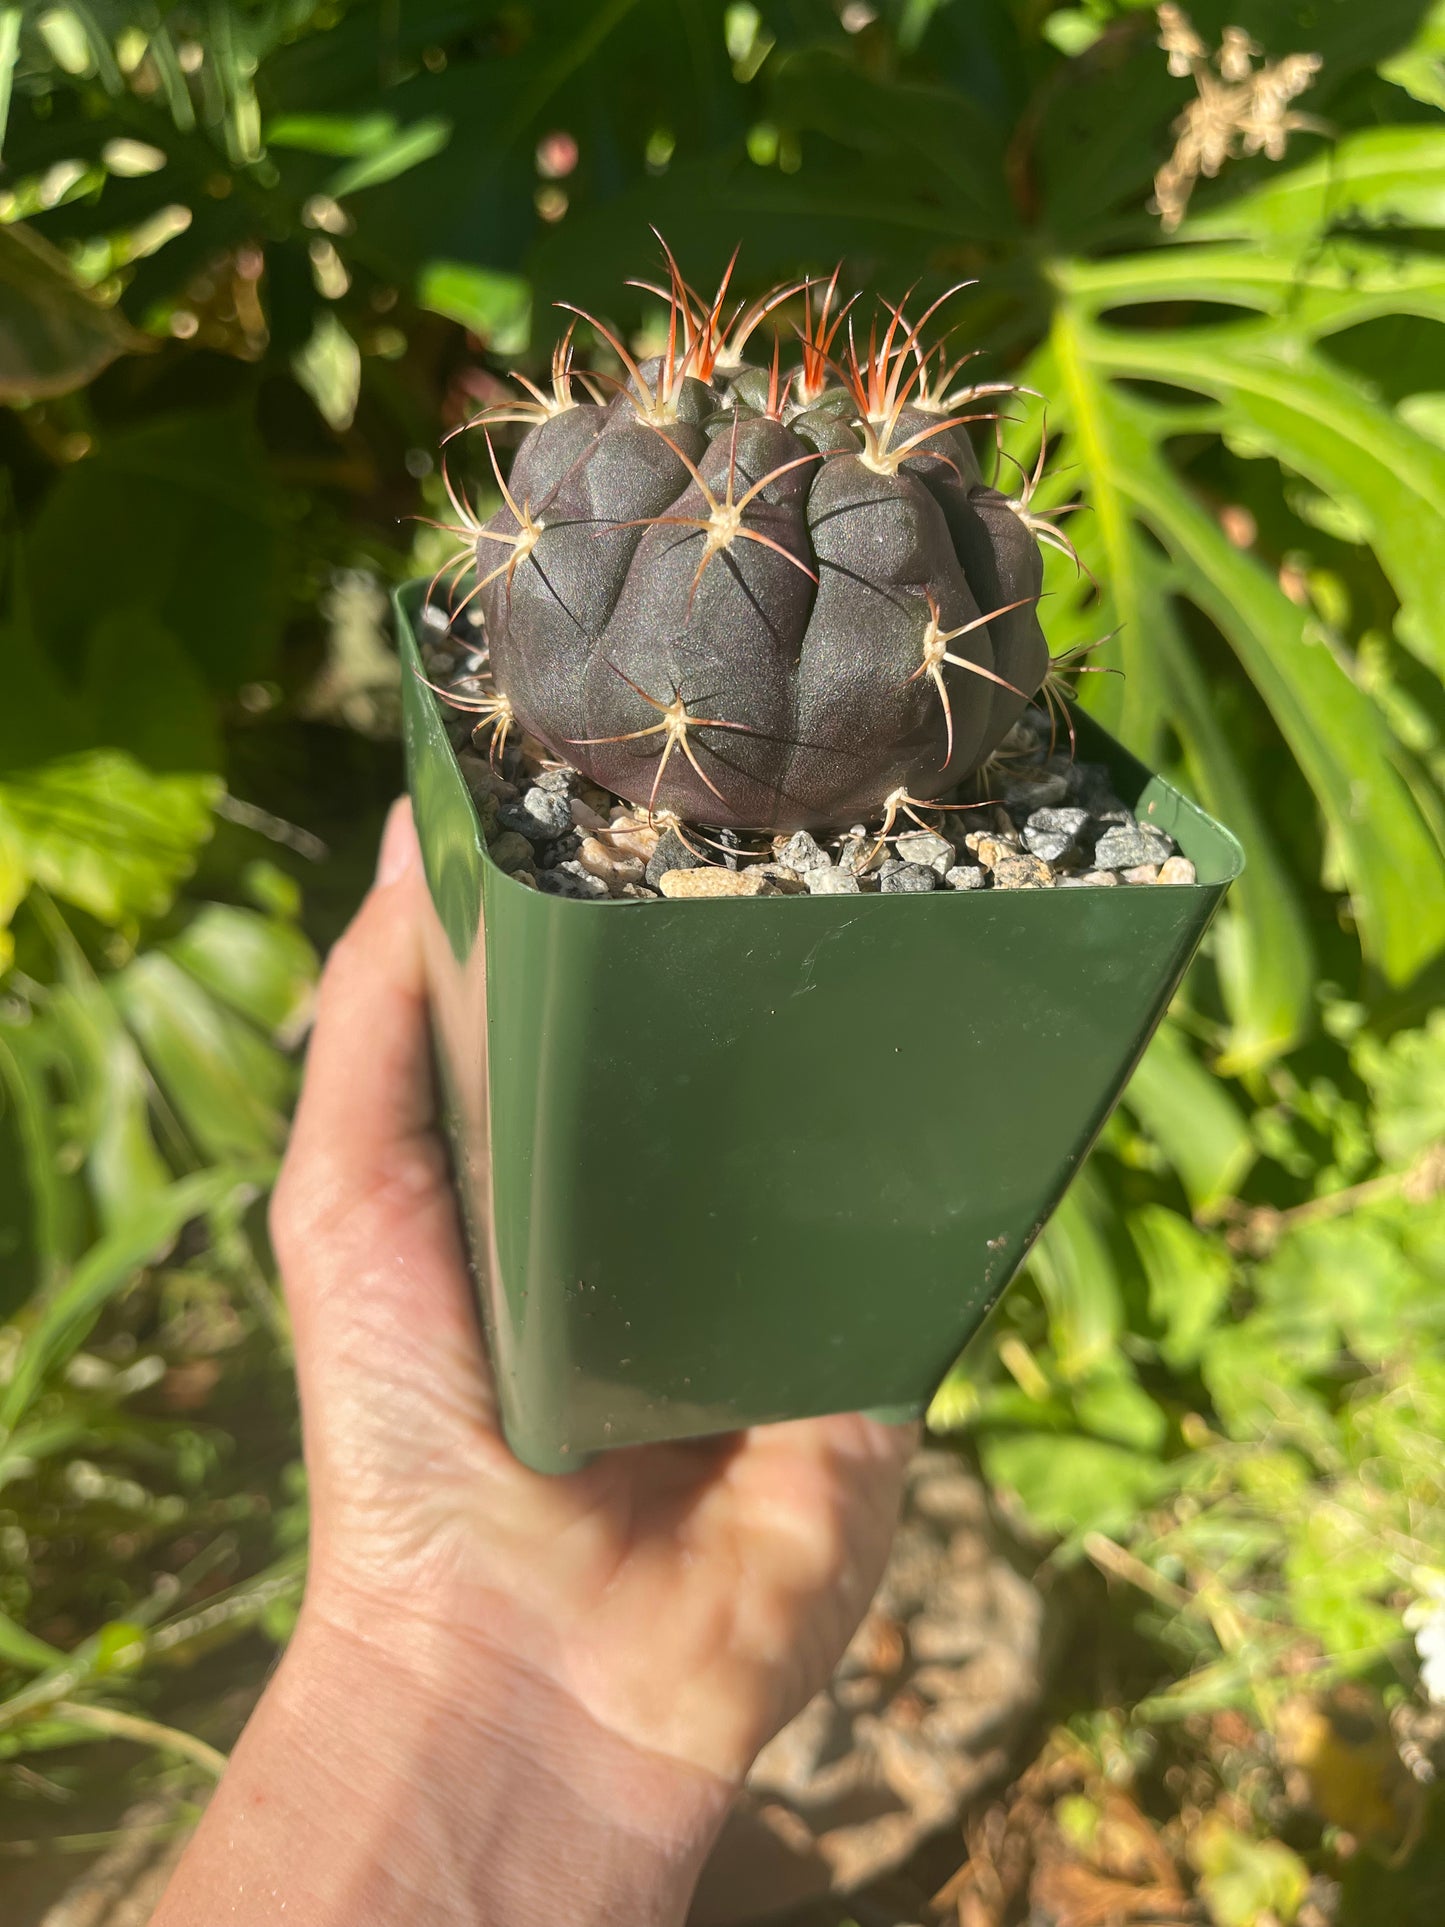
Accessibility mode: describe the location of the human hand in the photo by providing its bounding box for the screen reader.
[156,800,911,1927]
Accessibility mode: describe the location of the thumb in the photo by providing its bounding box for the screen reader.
[270,800,495,1483]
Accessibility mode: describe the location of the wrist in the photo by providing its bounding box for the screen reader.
[158,1598,733,1927]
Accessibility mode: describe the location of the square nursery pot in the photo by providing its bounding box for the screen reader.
[396,582,1243,1473]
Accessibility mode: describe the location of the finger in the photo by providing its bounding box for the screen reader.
[271,800,494,1449]
[284,799,434,1198]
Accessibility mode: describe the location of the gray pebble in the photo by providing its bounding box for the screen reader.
[1022,806,1089,864]
[835,834,871,874]
[895,831,954,873]
[537,862,609,899]
[880,862,937,893]
[778,830,831,873]
[805,868,861,895]
[1057,869,1119,888]
[713,827,743,871]
[536,832,583,870]
[531,767,579,796]
[645,828,702,889]
[1093,823,1175,870]
[944,865,988,891]
[502,788,576,842]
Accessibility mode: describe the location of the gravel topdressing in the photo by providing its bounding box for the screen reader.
[420,620,1197,902]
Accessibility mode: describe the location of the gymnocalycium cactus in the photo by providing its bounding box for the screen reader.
[434,246,1076,835]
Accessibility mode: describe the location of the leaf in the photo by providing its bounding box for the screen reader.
[1094,323,1445,676]
[0,7,21,161]
[1188,1813,1308,1927]
[1123,1023,1256,1217]
[1146,463,1445,987]
[1043,316,1316,1062]
[417,263,531,354]
[0,223,145,401]
[1129,1203,1235,1372]
[327,114,451,198]
[1284,1514,1401,1659]
[1187,125,1445,243]
[1072,1367,1169,1453]
[45,978,170,1233]
[0,1018,88,1298]
[110,954,294,1161]
[292,311,361,431]
[0,1165,263,1431]
[0,821,23,971]
[0,752,217,925]
[264,111,399,155]
[981,1431,1170,1540]
[1030,1170,1124,1381]
[0,1610,65,1675]
[1381,0,1445,110]
[165,903,317,1039]
[1355,1007,1445,1165]
[1050,300,1445,992]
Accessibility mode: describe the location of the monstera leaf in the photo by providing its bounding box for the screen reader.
[1027,135,1445,1065]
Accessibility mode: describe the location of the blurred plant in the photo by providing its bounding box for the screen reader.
[1152,6,1324,230]
[0,741,316,1810]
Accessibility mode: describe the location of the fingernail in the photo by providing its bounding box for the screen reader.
[376,800,418,886]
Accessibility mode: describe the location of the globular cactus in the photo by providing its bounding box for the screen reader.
[436,248,1074,834]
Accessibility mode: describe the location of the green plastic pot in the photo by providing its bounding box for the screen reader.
[396,582,1243,1473]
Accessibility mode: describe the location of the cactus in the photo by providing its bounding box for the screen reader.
[435,247,1076,834]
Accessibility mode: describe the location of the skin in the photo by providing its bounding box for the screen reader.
[154,800,913,1927]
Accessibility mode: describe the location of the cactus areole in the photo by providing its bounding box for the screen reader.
[443,249,1069,833]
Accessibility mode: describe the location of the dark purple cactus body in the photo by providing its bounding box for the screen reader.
[465,269,1053,832]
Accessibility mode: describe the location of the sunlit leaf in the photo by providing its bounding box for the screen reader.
[1187,126,1445,242]
[1124,1023,1255,1217]
[982,1430,1171,1539]
[1030,1170,1124,1382]
[0,752,217,925]
[1049,298,1445,994]
[110,954,293,1162]
[1188,1813,1309,1927]
[1355,1008,1445,1165]
[417,263,531,354]
[292,311,361,431]
[327,114,452,198]
[1129,1203,1235,1372]
[166,903,317,1039]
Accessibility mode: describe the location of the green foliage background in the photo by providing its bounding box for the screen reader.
[1,0,1444,1911]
